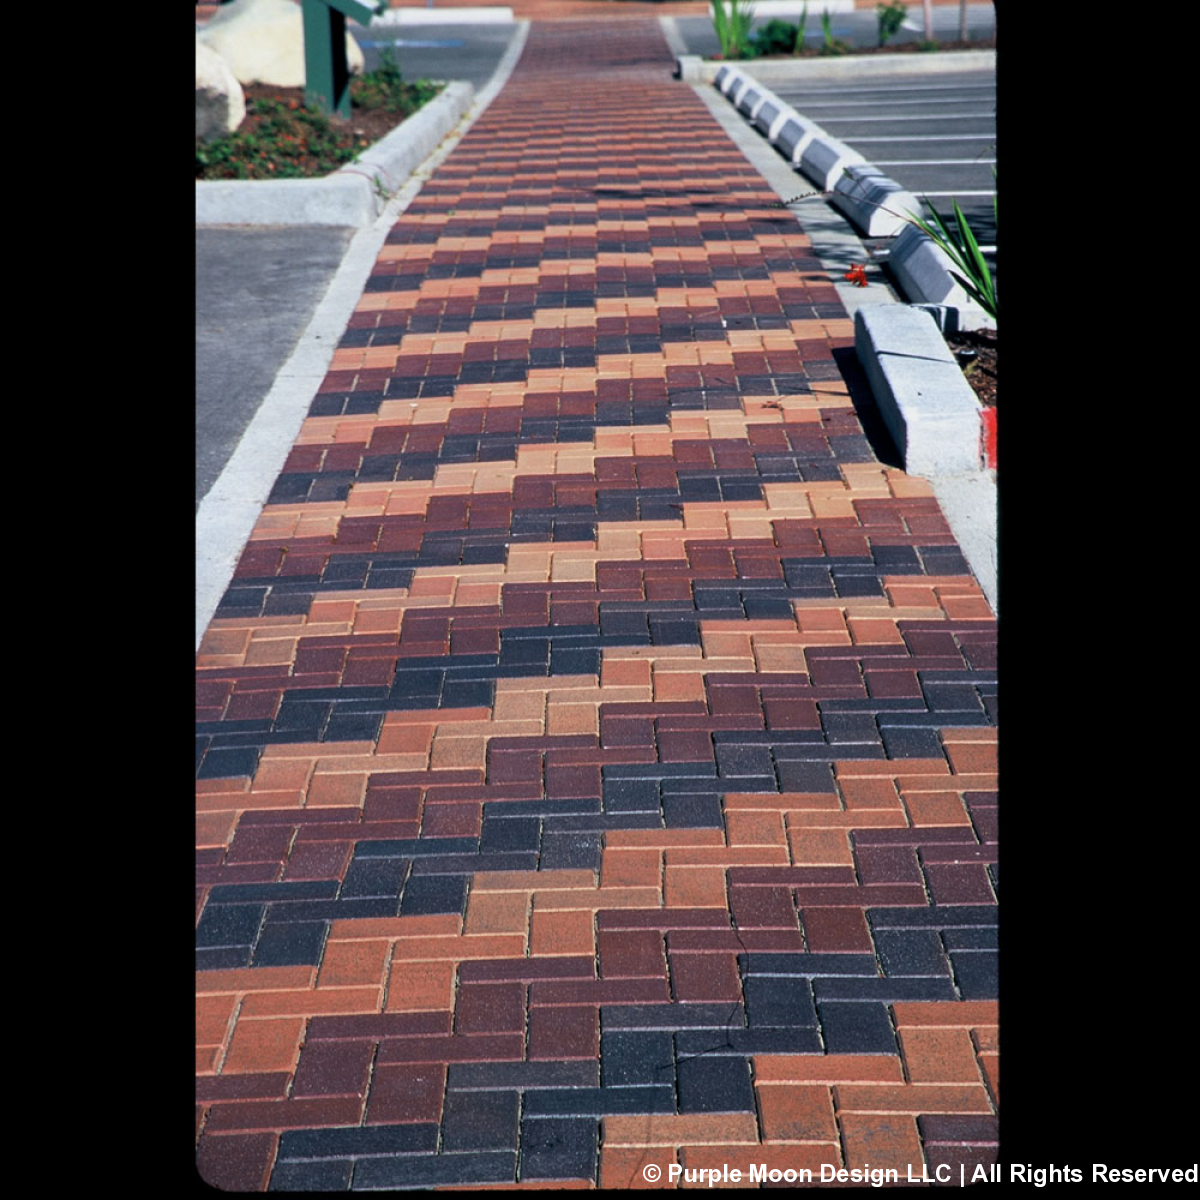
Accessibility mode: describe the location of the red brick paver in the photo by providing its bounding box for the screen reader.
[196,18,997,1189]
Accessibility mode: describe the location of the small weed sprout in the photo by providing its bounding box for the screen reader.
[819,9,850,55]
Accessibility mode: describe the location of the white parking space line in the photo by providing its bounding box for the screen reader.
[786,83,994,95]
[800,113,995,122]
[847,134,996,142]
[781,97,992,110]
[872,159,997,166]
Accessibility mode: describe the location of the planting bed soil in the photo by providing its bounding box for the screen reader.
[946,328,996,408]
[196,79,440,181]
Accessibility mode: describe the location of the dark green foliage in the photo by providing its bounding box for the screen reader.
[748,18,798,57]
[195,97,354,180]
[350,49,440,116]
[876,1,907,46]
[196,56,441,181]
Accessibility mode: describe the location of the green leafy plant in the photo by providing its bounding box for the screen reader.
[748,17,798,56]
[794,2,808,53]
[876,0,907,46]
[908,196,997,321]
[196,97,355,179]
[351,49,439,115]
[712,0,757,59]
[819,9,850,55]
[197,52,442,181]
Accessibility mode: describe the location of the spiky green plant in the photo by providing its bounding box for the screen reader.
[712,0,757,59]
[819,9,849,55]
[793,2,808,54]
[908,195,997,321]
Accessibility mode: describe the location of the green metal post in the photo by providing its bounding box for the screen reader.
[299,0,387,118]
[301,0,345,116]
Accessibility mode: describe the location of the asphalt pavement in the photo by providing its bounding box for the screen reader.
[355,18,518,85]
[196,226,355,508]
[768,67,997,267]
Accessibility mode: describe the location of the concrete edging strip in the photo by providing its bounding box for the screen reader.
[886,222,995,330]
[372,6,514,23]
[686,48,994,84]
[830,163,922,238]
[196,21,533,646]
[196,80,476,228]
[854,304,983,478]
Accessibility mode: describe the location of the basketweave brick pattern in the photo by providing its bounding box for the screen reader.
[195,20,998,1190]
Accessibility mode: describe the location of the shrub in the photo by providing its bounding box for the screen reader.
[876,1,907,47]
[748,18,798,57]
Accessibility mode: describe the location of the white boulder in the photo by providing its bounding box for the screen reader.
[198,0,364,90]
[196,40,246,142]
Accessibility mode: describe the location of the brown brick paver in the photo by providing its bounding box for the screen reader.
[196,17,997,1189]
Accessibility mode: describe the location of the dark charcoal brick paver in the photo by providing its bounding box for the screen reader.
[519,1117,599,1182]
[440,1088,521,1151]
[817,1001,900,1054]
[676,1053,757,1112]
[352,1151,517,1190]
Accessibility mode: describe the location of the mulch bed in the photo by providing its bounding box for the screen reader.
[197,82,439,180]
[245,82,408,150]
[946,328,996,408]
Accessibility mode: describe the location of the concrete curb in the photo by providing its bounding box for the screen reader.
[709,0,855,16]
[798,131,866,192]
[688,75,996,614]
[886,223,995,331]
[854,304,983,477]
[371,6,514,23]
[830,163,922,238]
[196,80,475,228]
[700,49,994,324]
[685,48,994,85]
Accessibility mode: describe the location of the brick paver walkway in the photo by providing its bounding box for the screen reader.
[196,19,998,1190]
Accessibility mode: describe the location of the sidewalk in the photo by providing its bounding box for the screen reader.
[195,17,997,1190]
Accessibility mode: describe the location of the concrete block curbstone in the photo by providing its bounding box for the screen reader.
[885,224,996,332]
[752,96,782,137]
[774,112,823,163]
[712,63,739,92]
[727,74,752,106]
[854,305,983,477]
[735,84,764,118]
[799,133,867,192]
[830,164,923,238]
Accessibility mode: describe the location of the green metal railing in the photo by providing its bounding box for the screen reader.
[301,0,387,117]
